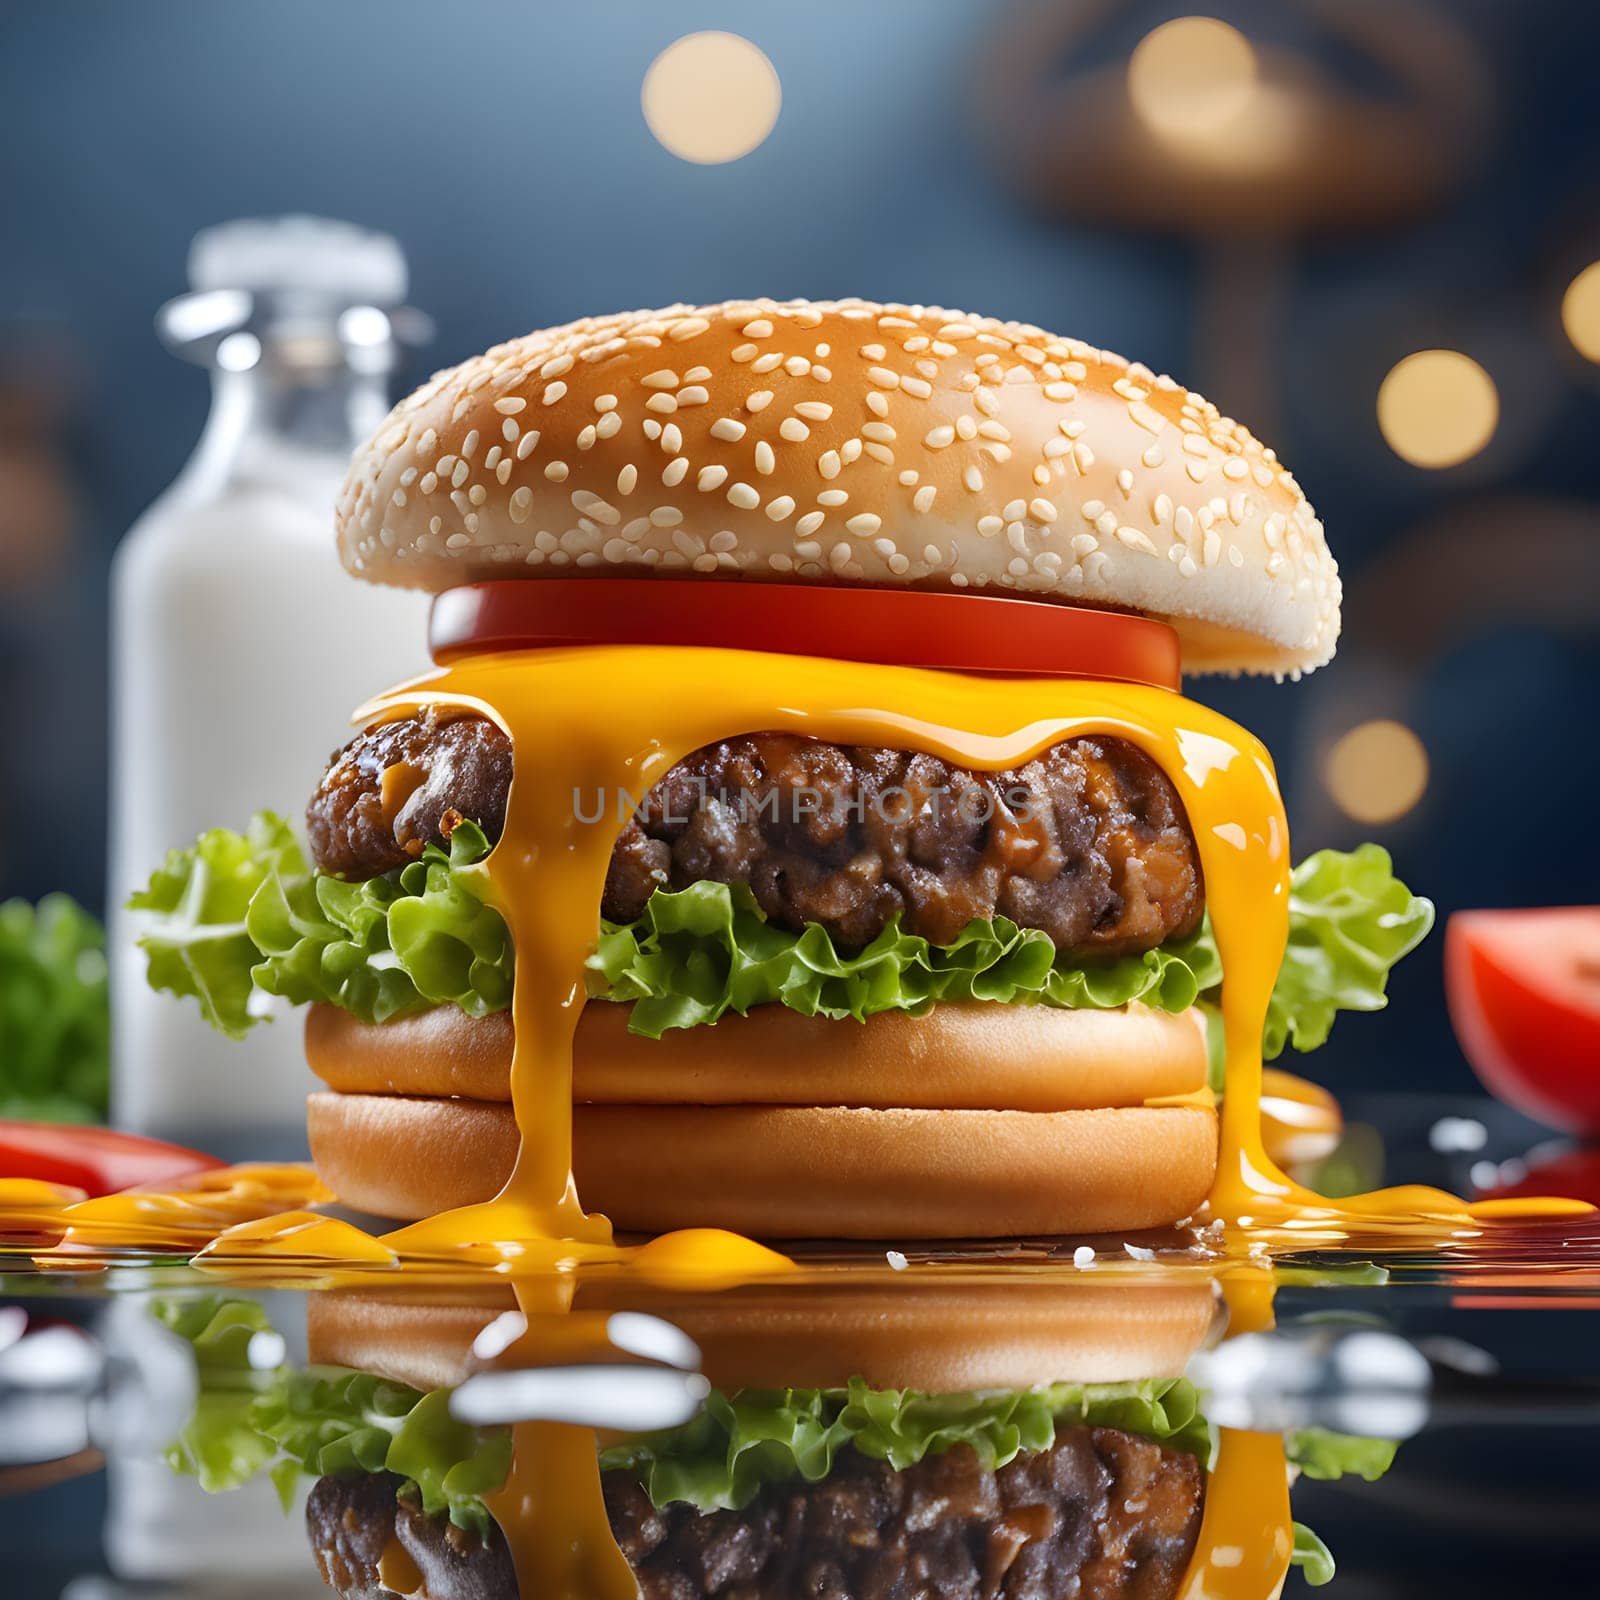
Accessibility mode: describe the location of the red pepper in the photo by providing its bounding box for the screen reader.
[0,1121,223,1197]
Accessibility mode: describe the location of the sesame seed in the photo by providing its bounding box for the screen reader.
[751,352,783,374]
[784,356,811,377]
[811,365,832,382]
[595,411,621,439]
[661,423,683,454]
[494,397,527,415]
[755,441,776,475]
[1142,445,1164,468]
[956,415,977,440]
[765,495,796,520]
[643,419,662,440]
[419,472,438,494]
[515,430,540,460]
[794,401,832,421]
[676,386,709,406]
[668,316,710,341]
[913,485,937,513]
[577,424,597,451]
[860,343,887,360]
[730,343,758,363]
[509,487,533,523]
[644,393,677,414]
[1129,401,1165,434]
[684,366,711,383]
[616,464,637,495]
[866,391,889,418]
[868,366,900,389]
[846,513,882,536]
[543,380,568,405]
[540,353,574,379]
[451,460,469,488]
[795,511,825,537]
[1153,492,1173,524]
[1116,468,1134,495]
[545,461,569,481]
[861,421,896,443]
[963,465,983,492]
[779,418,810,442]
[662,457,689,486]
[1116,526,1159,556]
[816,488,849,507]
[698,465,729,491]
[1073,441,1095,474]
[710,417,747,442]
[1030,497,1058,523]
[818,449,842,479]
[924,425,955,448]
[650,506,684,527]
[742,318,774,338]
[746,390,775,412]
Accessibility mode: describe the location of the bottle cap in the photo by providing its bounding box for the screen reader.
[188,215,407,305]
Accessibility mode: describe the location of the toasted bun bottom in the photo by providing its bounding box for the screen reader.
[304,999,1208,1111]
[307,1091,1218,1238]
[307,1280,1221,1394]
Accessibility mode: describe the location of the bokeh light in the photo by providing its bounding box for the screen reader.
[642,32,781,165]
[1377,349,1499,468]
[1127,18,1258,140]
[1325,720,1430,824]
[1561,260,1600,363]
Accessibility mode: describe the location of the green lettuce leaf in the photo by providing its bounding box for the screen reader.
[1194,844,1434,1089]
[130,815,510,1037]
[155,1296,509,1538]
[597,1376,1212,1514]
[158,1302,1209,1534]
[589,880,1208,1039]
[1291,1521,1337,1586]
[129,815,305,1039]
[1287,1427,1399,1482]
[0,893,110,1122]
[153,1297,286,1494]
[133,814,1430,1071]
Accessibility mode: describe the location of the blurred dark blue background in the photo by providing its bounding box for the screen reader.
[2,0,1597,1099]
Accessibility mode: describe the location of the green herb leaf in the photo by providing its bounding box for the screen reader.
[0,893,110,1121]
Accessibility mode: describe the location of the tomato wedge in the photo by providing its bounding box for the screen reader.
[1445,908,1600,1134]
[429,579,1181,688]
[0,1122,223,1198]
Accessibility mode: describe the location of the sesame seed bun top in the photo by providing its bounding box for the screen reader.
[337,298,1340,676]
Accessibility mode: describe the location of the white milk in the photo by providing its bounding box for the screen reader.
[108,219,431,1152]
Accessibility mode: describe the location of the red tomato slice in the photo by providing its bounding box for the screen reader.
[0,1122,223,1198]
[1446,908,1600,1134]
[429,579,1182,688]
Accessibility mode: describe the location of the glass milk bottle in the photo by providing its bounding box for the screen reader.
[109,218,431,1156]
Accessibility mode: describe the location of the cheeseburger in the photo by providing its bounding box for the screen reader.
[159,1278,1391,1596]
[134,298,1432,1239]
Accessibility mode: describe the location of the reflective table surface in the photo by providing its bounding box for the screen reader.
[4,1093,1598,1600]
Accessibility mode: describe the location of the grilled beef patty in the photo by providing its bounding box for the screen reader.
[307,713,1203,959]
[307,1429,1204,1600]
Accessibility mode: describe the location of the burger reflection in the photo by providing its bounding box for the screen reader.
[156,1274,1399,1599]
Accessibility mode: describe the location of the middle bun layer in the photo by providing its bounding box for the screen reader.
[305,999,1208,1112]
